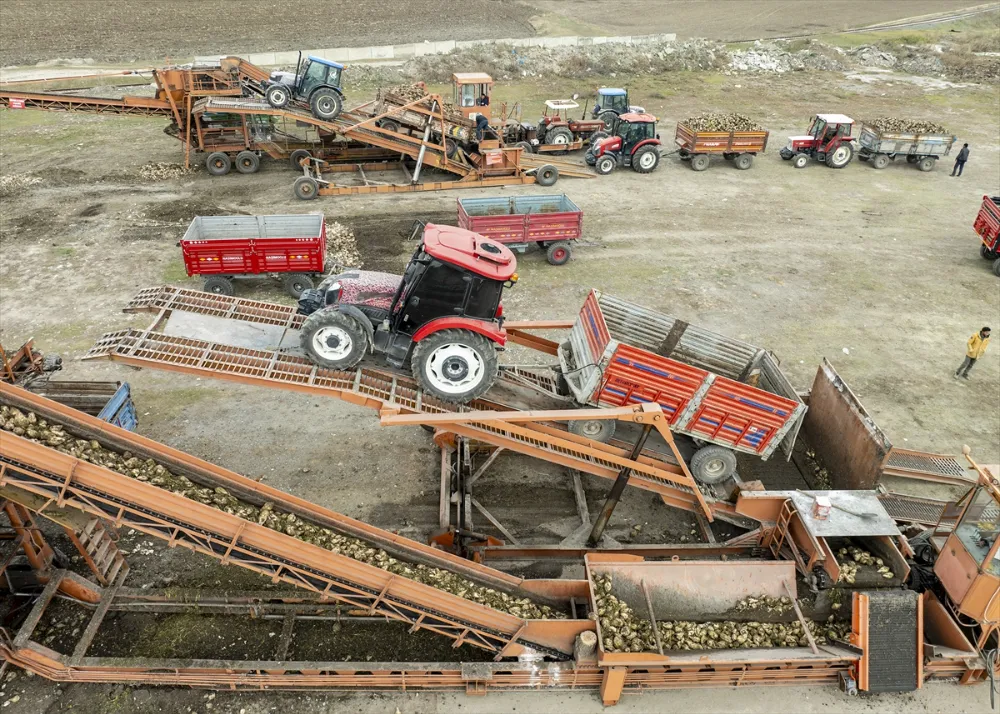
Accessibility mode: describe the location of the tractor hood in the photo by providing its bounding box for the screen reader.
[269,70,297,86]
[318,269,402,311]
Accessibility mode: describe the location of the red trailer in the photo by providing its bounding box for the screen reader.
[557,290,806,484]
[181,214,327,297]
[457,195,582,265]
[974,195,1000,277]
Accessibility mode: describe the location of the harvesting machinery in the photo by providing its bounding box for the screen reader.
[586,113,661,175]
[779,114,856,169]
[296,224,517,403]
[263,53,346,121]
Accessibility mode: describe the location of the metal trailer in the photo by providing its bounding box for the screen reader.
[675,122,769,171]
[856,125,956,171]
[457,195,583,266]
[180,214,327,297]
[558,290,806,484]
[974,195,1000,277]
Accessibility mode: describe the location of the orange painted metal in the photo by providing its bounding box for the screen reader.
[852,592,870,691]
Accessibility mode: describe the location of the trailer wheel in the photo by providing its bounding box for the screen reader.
[993,257,1000,278]
[792,153,809,169]
[871,153,890,170]
[917,156,936,172]
[569,418,616,443]
[546,241,572,266]
[206,152,231,176]
[411,329,499,403]
[535,164,559,187]
[690,445,737,484]
[289,149,312,170]
[690,154,710,171]
[679,149,692,161]
[826,143,854,169]
[906,155,918,164]
[595,155,616,175]
[265,84,290,109]
[300,308,367,369]
[294,176,320,200]
[981,244,998,260]
[283,273,314,298]
[202,276,234,296]
[379,119,400,133]
[310,89,343,121]
[235,151,260,174]
[734,153,753,170]
[632,146,660,173]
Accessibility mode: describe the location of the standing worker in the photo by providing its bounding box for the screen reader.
[955,326,990,379]
[951,143,970,176]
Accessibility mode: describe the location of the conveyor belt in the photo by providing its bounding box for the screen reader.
[0,91,173,116]
[882,448,973,486]
[877,492,947,525]
[0,383,587,658]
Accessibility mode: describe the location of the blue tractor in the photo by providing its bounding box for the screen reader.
[591,88,644,130]
[263,53,346,122]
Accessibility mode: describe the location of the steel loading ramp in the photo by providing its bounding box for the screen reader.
[85,287,713,519]
[0,383,590,657]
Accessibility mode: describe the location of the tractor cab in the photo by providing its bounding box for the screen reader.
[588,113,661,175]
[297,224,517,403]
[809,113,854,144]
[453,72,494,120]
[591,88,644,128]
[265,52,346,121]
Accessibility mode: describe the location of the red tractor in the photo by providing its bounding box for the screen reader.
[534,100,607,150]
[585,113,661,175]
[296,224,516,403]
[779,114,856,169]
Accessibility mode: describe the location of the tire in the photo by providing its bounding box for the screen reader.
[379,119,400,133]
[826,143,854,169]
[535,164,559,187]
[294,176,319,200]
[202,276,234,296]
[918,157,936,172]
[734,153,753,170]
[871,153,890,170]
[595,155,616,175]
[206,152,231,176]
[680,149,692,161]
[235,151,260,174]
[598,110,618,130]
[906,155,918,164]
[568,418,616,443]
[445,138,459,158]
[589,131,609,145]
[289,149,312,169]
[993,257,1000,278]
[515,140,534,154]
[282,273,314,298]
[265,84,290,109]
[546,241,572,266]
[299,309,367,369]
[545,127,574,147]
[689,445,737,485]
[981,244,998,260]
[792,153,809,169]
[632,146,660,173]
[310,89,343,121]
[411,329,499,403]
[690,153,710,171]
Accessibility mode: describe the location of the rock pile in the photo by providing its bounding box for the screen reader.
[136,162,196,182]
[325,221,363,269]
[0,174,42,197]
[862,117,948,134]
[0,404,563,620]
[683,112,763,132]
[593,574,849,653]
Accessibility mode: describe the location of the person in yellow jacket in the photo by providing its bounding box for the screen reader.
[955,326,991,379]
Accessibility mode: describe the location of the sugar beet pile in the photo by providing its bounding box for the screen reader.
[0,405,562,620]
[593,574,850,653]
[862,117,948,134]
[683,113,763,132]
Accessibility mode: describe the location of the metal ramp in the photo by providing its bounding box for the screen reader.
[855,590,920,692]
[881,448,974,487]
[0,91,173,116]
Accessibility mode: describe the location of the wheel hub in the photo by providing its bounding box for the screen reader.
[581,420,603,437]
[312,326,352,360]
[425,343,484,395]
[441,356,470,381]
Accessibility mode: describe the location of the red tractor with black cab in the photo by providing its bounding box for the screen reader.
[585,113,661,175]
[779,114,856,169]
[296,224,517,403]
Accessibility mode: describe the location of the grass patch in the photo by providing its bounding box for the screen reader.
[53,246,75,258]
[161,258,190,284]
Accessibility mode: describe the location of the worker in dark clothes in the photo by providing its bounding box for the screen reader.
[475,113,490,142]
[955,326,990,379]
[951,143,970,176]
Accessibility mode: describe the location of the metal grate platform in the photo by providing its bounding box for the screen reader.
[882,449,971,486]
[865,590,919,692]
[878,493,948,525]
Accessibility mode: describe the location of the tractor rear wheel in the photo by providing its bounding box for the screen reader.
[918,157,936,172]
[632,146,660,173]
[690,445,737,484]
[206,152,231,176]
[734,153,753,170]
[535,164,559,187]
[282,273,314,298]
[310,89,343,121]
[792,153,809,169]
[265,84,290,109]
[235,151,260,174]
[411,329,499,403]
[871,153,890,170]
[595,155,616,175]
[826,143,854,168]
[294,176,319,200]
[569,418,616,443]
[545,126,574,149]
[690,154,710,171]
[546,241,572,266]
[289,149,312,170]
[299,309,367,369]
[589,131,609,145]
[202,276,234,296]
[598,110,618,130]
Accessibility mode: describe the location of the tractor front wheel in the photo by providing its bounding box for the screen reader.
[265,84,290,109]
[792,153,809,169]
[595,155,616,175]
[826,143,854,169]
[411,329,499,403]
[310,89,343,121]
[299,309,367,369]
[632,146,660,173]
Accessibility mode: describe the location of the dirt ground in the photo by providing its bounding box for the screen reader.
[0,61,998,714]
[0,0,987,65]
